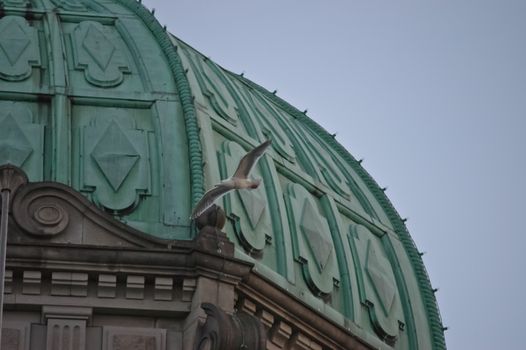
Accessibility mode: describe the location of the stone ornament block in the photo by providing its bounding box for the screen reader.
[126,275,145,300]
[256,309,274,331]
[71,273,89,296]
[22,271,41,295]
[97,274,117,298]
[50,272,69,296]
[182,278,197,302]
[289,332,322,350]
[268,320,292,348]
[290,332,310,350]
[237,298,257,315]
[154,277,173,301]
[102,326,166,350]
[51,272,88,296]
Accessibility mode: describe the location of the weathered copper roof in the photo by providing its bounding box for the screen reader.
[0,0,445,348]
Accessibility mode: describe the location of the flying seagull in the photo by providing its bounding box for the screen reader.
[190,139,272,219]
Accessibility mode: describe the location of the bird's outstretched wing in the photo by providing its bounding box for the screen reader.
[233,139,272,179]
[190,184,233,219]
[190,139,271,220]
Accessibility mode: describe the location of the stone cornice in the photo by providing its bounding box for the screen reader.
[239,272,387,350]
[6,241,252,284]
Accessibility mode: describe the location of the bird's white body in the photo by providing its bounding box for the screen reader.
[230,177,260,189]
[190,140,271,219]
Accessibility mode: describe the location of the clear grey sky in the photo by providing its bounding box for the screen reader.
[143,1,526,348]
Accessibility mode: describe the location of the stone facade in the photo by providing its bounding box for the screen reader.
[1,167,374,350]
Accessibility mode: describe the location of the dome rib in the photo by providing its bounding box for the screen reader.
[113,0,205,209]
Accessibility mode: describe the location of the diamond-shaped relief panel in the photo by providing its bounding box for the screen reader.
[286,183,336,296]
[91,121,140,192]
[181,46,238,125]
[82,24,115,71]
[0,16,40,81]
[365,240,396,316]
[0,20,30,65]
[220,140,271,252]
[0,113,33,167]
[238,187,266,229]
[299,129,350,199]
[71,21,130,87]
[349,223,402,341]
[80,109,150,213]
[234,83,296,163]
[299,200,333,273]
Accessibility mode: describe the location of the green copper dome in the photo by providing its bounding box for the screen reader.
[0,0,445,349]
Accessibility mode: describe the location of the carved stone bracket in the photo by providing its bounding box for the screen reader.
[194,204,234,256]
[194,303,266,350]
